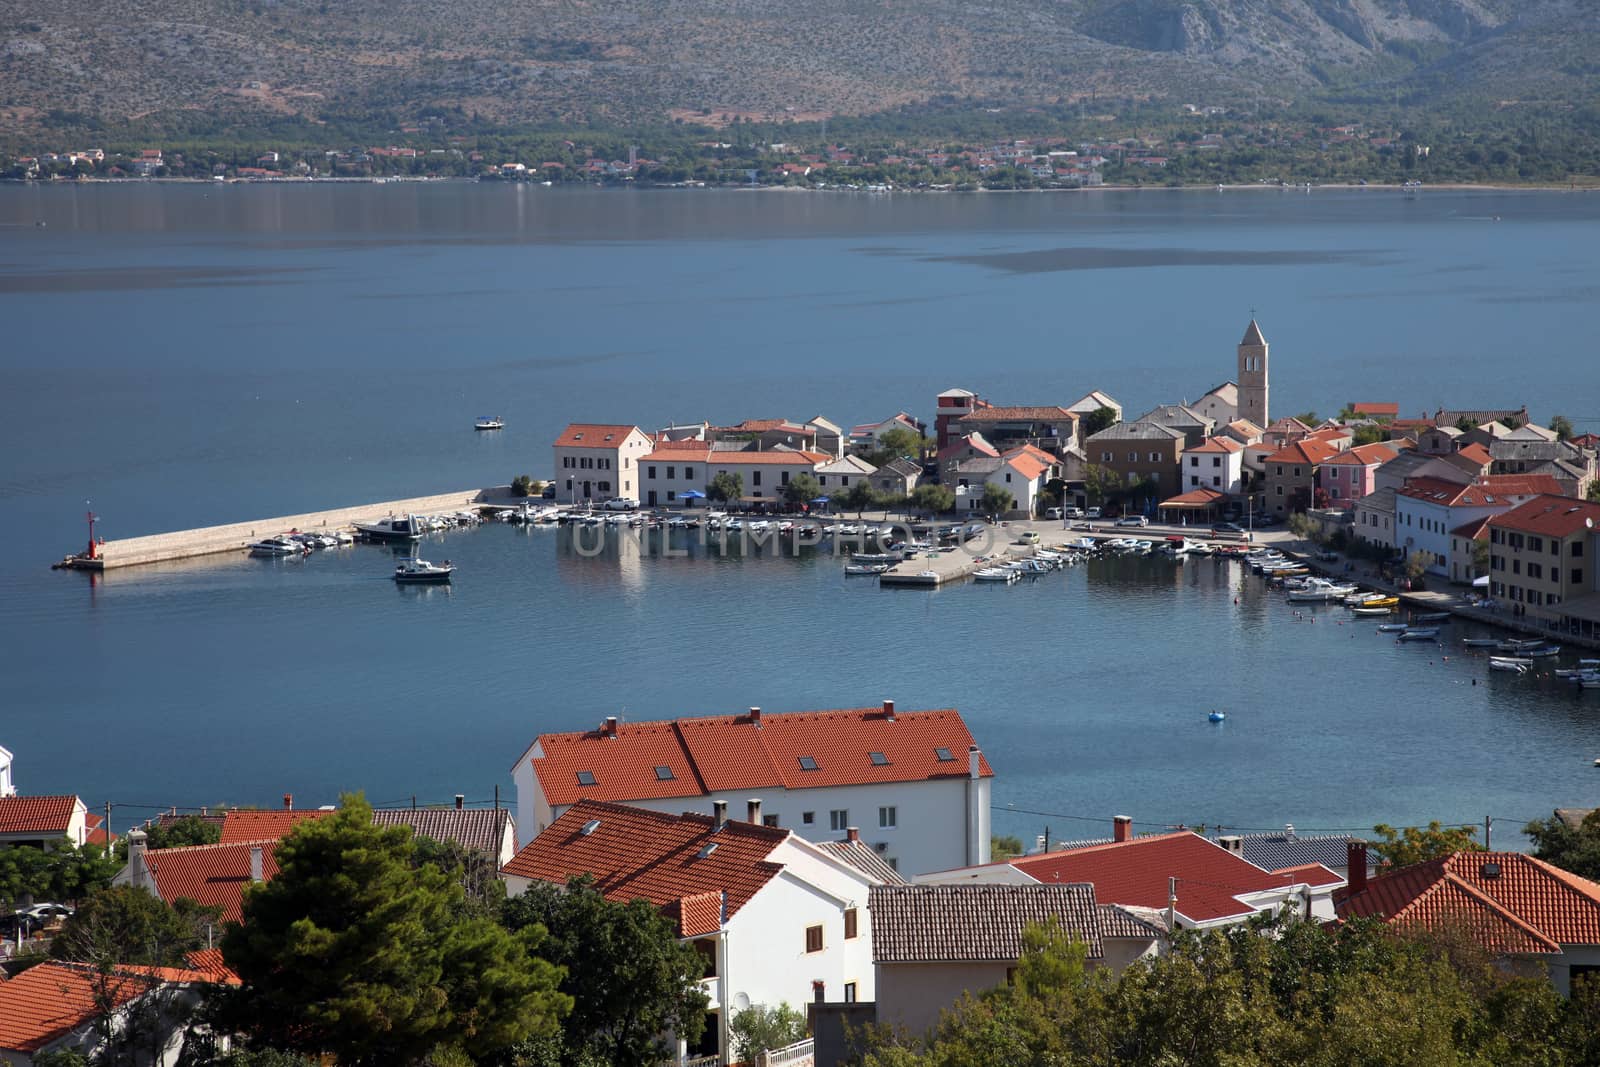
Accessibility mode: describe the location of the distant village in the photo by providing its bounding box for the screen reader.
[3,114,1420,189]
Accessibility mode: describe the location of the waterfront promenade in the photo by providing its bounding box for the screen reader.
[68,486,516,570]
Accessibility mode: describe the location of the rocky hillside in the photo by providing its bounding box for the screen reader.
[1,0,1592,132]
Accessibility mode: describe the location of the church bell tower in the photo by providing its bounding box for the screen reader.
[1237,319,1269,427]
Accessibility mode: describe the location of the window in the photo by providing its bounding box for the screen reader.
[654,766,675,780]
[1294,466,1302,477]
[841,476,849,486]
[935,747,955,761]
[576,771,596,786]
[798,756,819,771]
[1101,451,1113,462]
[667,491,676,501]
[805,925,823,953]
[763,815,779,827]
[1276,465,1284,475]
[869,751,889,766]
[648,465,657,479]
[1574,541,1584,558]
[1574,570,1585,586]
[667,465,676,479]
[1212,457,1221,468]
[1128,451,1138,463]
[1530,536,1544,552]
[1276,486,1283,496]
[1214,476,1223,487]
[753,471,761,486]
[844,908,859,939]
[1190,456,1199,467]
[844,982,858,1003]
[781,471,790,485]
[879,806,897,828]
[829,810,849,831]
[802,811,815,825]
[1005,473,1013,483]
[685,466,695,479]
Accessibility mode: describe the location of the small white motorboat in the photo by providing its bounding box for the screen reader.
[844,562,890,576]
[354,515,425,541]
[393,558,454,584]
[973,567,1020,583]
[1377,623,1409,633]
[474,417,504,431]
[249,536,305,557]
[1397,628,1440,641]
[1461,637,1501,648]
[1489,656,1532,673]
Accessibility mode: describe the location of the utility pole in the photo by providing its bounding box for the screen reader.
[105,801,112,849]
[1484,815,1491,850]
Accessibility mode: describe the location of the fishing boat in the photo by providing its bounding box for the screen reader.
[843,562,890,576]
[1347,595,1397,609]
[1525,644,1562,658]
[1489,656,1532,673]
[354,515,425,542]
[1377,623,1409,633]
[474,417,504,431]
[1461,637,1501,648]
[1497,638,1547,652]
[393,558,453,584]
[1397,628,1440,641]
[849,552,901,565]
[1352,605,1394,616]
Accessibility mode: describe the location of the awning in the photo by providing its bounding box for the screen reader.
[1159,487,1228,509]
[1473,574,1489,588]
[811,496,830,504]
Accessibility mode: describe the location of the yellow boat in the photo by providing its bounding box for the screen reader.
[1352,596,1398,609]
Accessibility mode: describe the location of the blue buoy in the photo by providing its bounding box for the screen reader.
[1208,711,1226,723]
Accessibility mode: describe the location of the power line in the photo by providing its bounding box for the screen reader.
[1000,802,1486,837]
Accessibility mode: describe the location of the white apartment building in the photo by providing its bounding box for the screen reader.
[552,423,653,504]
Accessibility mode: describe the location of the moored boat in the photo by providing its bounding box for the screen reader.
[1461,637,1501,648]
[1352,605,1394,616]
[474,417,504,431]
[844,562,891,576]
[249,536,305,557]
[393,558,453,583]
[1411,611,1451,623]
[1377,623,1409,632]
[1397,627,1440,641]
[354,515,425,541]
[1489,656,1532,673]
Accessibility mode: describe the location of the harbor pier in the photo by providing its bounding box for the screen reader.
[56,486,517,571]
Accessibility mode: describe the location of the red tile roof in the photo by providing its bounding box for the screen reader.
[1336,852,1600,954]
[997,832,1341,924]
[183,947,240,984]
[0,961,231,1053]
[650,438,712,451]
[937,435,998,461]
[501,800,789,935]
[1159,487,1228,508]
[83,810,114,847]
[1186,437,1244,455]
[0,795,80,836]
[1456,442,1494,466]
[554,423,642,448]
[1002,448,1051,481]
[1399,475,1565,508]
[1451,517,1491,540]
[1489,494,1600,539]
[1323,443,1398,467]
[219,809,329,843]
[1351,403,1400,417]
[144,839,280,922]
[525,705,991,807]
[1263,439,1342,466]
[706,451,831,465]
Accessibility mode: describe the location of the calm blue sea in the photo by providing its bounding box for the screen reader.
[2,183,1598,845]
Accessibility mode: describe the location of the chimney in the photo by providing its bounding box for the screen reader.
[968,745,981,780]
[1167,876,1179,931]
[883,699,896,722]
[712,800,728,832]
[749,706,762,727]
[747,798,762,825]
[455,794,465,810]
[1113,815,1132,843]
[249,845,264,884]
[127,829,149,889]
[603,716,618,738]
[282,793,293,811]
[1285,823,1296,841]
[1347,840,1368,894]
[1218,835,1243,855]
[812,980,826,1004]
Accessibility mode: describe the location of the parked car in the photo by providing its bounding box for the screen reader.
[1255,514,1280,527]
[1115,515,1150,528]
[1212,522,1245,535]
[1045,507,1062,520]
[1015,531,1041,544]
[541,484,557,500]
[1085,507,1102,519]
[601,497,638,511]
[1063,506,1085,519]
[1315,549,1340,562]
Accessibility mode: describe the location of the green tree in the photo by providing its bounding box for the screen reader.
[115,814,222,860]
[1371,821,1483,868]
[220,794,567,1065]
[1080,464,1122,507]
[51,885,221,967]
[910,483,955,515]
[1472,536,1490,575]
[841,480,879,516]
[707,471,743,504]
[730,1003,807,1065]
[1549,415,1574,441]
[1352,424,1387,446]
[501,875,708,1067]
[0,840,119,911]
[990,834,1024,861]
[1404,551,1429,582]
[1524,809,1600,880]
[1081,406,1118,437]
[781,472,822,507]
[980,482,1013,518]
[511,475,534,498]
[865,426,930,468]
[1295,410,1320,426]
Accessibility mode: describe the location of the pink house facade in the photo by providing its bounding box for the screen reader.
[1320,443,1399,506]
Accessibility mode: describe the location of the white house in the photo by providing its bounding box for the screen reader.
[501,799,884,1064]
[870,883,1165,1038]
[1189,381,1239,427]
[638,445,715,507]
[509,701,994,876]
[0,745,14,797]
[848,413,923,451]
[552,423,653,504]
[815,455,877,492]
[919,821,1344,929]
[0,794,89,849]
[953,446,1055,518]
[1180,436,1244,496]
[1393,475,1560,577]
[702,450,831,504]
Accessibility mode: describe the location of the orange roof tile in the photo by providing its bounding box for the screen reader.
[1002,449,1051,481]
[710,451,830,465]
[1264,439,1342,466]
[144,839,280,922]
[183,947,241,985]
[1160,487,1228,508]
[554,423,642,448]
[1186,437,1244,455]
[1457,442,1494,466]
[960,405,1077,422]
[0,961,228,1053]
[1323,443,1398,466]
[1352,403,1400,416]
[996,832,1339,924]
[1489,495,1600,539]
[501,800,788,934]
[1399,475,1564,508]
[526,705,991,808]
[1337,852,1600,954]
[219,809,329,843]
[0,795,79,836]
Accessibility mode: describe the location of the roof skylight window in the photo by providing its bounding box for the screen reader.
[576,770,597,786]
[797,756,819,771]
